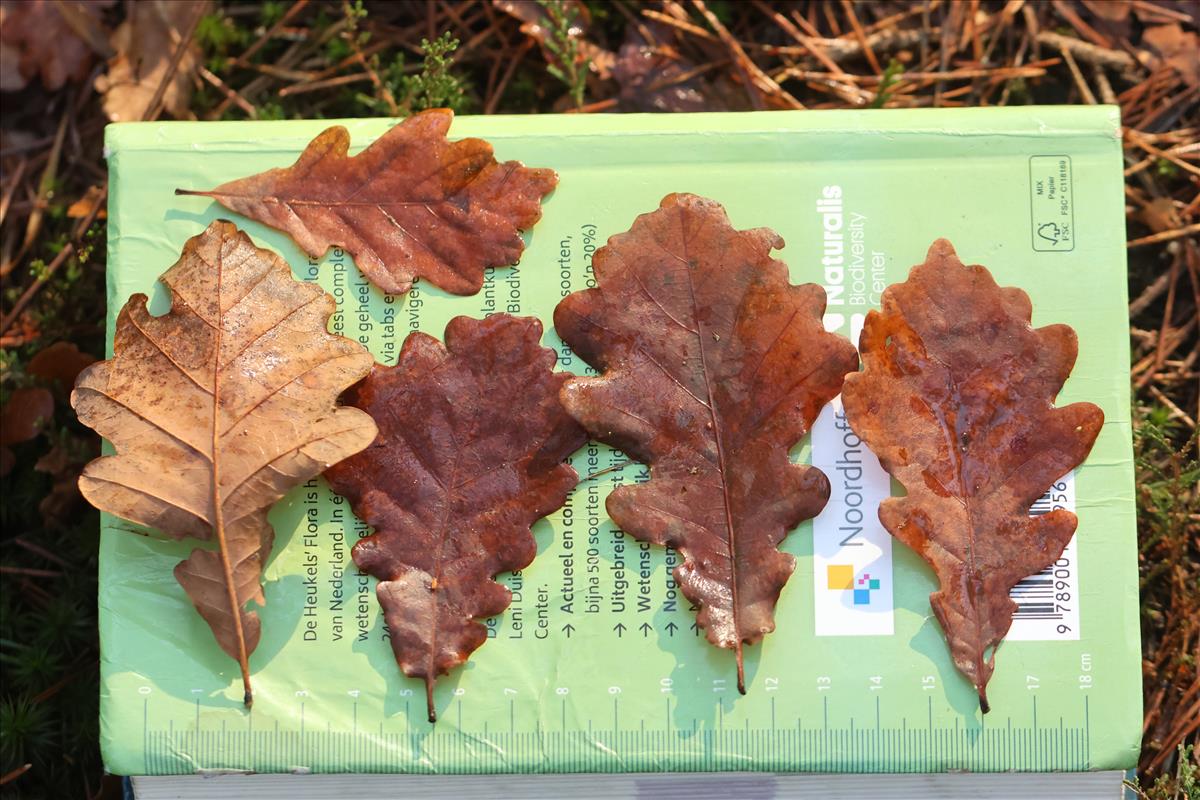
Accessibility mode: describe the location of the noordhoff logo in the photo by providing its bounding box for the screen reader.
[827,565,881,606]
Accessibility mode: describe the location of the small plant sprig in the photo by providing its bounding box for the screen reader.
[870,59,905,109]
[404,33,468,112]
[538,0,587,108]
[1125,743,1197,800]
[359,33,469,116]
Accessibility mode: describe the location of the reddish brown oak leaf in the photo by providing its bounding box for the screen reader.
[0,386,54,477]
[28,341,96,387]
[841,239,1104,713]
[325,314,586,722]
[71,220,377,705]
[554,194,858,692]
[176,109,557,297]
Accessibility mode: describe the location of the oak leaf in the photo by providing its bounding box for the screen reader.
[841,239,1104,712]
[0,386,54,445]
[1143,24,1200,89]
[0,386,54,477]
[325,314,585,722]
[0,0,110,92]
[612,21,742,112]
[28,341,96,388]
[94,0,203,121]
[554,194,858,692]
[177,109,557,297]
[71,220,377,704]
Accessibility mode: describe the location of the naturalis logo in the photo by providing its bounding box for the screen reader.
[816,184,885,338]
[826,565,882,606]
[812,183,894,636]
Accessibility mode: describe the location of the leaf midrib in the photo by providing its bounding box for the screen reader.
[915,337,989,650]
[209,238,254,704]
[673,218,743,648]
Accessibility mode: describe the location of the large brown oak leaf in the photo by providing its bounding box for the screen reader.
[325,314,585,722]
[177,109,557,296]
[72,220,377,705]
[554,194,858,692]
[841,239,1104,713]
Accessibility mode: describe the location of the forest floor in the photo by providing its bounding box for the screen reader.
[0,1,1196,798]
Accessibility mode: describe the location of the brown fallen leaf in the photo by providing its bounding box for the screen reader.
[27,341,96,388]
[0,0,110,92]
[1142,23,1200,89]
[613,22,742,113]
[841,239,1104,713]
[71,219,377,705]
[325,314,585,722]
[0,310,39,349]
[176,109,558,297]
[67,185,108,220]
[493,0,615,80]
[1136,197,1182,235]
[35,437,96,529]
[555,194,858,691]
[94,0,205,121]
[0,386,54,477]
[0,386,54,444]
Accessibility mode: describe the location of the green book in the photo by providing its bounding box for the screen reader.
[100,108,1139,782]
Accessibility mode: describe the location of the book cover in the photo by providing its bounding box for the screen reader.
[99,107,1140,775]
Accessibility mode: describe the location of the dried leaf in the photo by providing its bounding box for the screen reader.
[0,0,110,92]
[495,0,589,40]
[0,311,39,349]
[494,0,615,80]
[35,438,95,529]
[613,22,740,113]
[1142,23,1200,89]
[67,185,108,220]
[71,220,377,704]
[325,314,585,721]
[1137,197,1182,234]
[94,0,203,121]
[614,38,708,112]
[0,386,54,477]
[0,386,54,445]
[554,194,858,691]
[27,341,96,387]
[841,239,1104,712]
[177,109,558,297]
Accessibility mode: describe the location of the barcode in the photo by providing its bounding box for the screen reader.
[1007,473,1080,640]
[1029,493,1056,516]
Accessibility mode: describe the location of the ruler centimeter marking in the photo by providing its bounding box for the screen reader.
[140,693,1093,774]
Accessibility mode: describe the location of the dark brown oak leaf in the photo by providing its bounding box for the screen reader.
[176,109,557,297]
[554,194,858,692]
[325,314,585,722]
[841,239,1104,713]
[71,220,377,705]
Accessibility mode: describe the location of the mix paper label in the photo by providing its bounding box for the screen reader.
[99,109,1139,776]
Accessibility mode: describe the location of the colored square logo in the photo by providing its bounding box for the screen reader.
[828,566,883,606]
[827,565,854,590]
